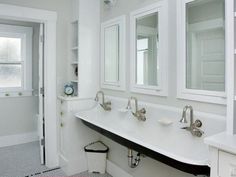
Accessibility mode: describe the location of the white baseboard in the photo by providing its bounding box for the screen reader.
[107,160,133,177]
[0,131,38,148]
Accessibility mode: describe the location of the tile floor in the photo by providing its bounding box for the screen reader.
[0,142,112,177]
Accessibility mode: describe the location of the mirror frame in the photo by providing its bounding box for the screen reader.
[101,16,126,91]
[130,1,168,96]
[177,0,227,105]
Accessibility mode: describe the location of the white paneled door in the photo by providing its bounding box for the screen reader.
[188,22,225,92]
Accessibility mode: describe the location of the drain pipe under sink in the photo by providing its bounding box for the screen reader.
[128,149,141,168]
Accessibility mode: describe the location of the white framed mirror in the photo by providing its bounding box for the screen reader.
[130,1,168,96]
[101,16,126,91]
[177,0,227,104]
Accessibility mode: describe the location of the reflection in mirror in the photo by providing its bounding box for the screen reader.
[104,25,119,83]
[136,12,159,86]
[186,0,225,92]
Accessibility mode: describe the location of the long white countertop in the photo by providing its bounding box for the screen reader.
[205,132,236,154]
[75,103,225,167]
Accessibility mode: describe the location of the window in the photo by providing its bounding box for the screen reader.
[0,24,32,97]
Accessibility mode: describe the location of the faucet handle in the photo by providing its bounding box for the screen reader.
[193,119,202,128]
[139,108,146,114]
[191,128,204,137]
[105,101,111,105]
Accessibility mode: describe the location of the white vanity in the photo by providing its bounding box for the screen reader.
[205,133,236,177]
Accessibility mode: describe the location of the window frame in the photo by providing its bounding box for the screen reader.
[0,24,33,97]
[176,0,227,105]
[130,1,168,96]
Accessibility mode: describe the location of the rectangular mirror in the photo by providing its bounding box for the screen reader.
[130,2,168,96]
[136,12,159,86]
[104,25,119,83]
[177,0,226,104]
[186,0,225,92]
[101,16,126,91]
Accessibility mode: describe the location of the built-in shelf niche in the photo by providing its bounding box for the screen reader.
[71,20,78,48]
[70,19,79,97]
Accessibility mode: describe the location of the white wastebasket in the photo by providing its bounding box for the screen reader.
[84,141,109,174]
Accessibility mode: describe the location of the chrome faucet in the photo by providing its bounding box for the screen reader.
[95,91,111,111]
[180,105,204,137]
[127,97,146,121]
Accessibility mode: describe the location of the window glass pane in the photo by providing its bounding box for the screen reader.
[0,37,21,62]
[186,0,225,92]
[0,64,22,88]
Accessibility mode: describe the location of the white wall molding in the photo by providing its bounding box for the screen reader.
[0,132,38,148]
[107,160,133,177]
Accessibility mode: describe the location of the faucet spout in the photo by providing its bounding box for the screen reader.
[95,91,105,104]
[128,97,146,121]
[180,105,203,137]
[95,91,111,111]
[180,105,193,125]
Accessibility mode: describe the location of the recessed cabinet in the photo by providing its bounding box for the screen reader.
[130,1,168,96]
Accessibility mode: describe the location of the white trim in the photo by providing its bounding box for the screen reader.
[0,131,38,148]
[176,0,227,105]
[101,15,126,91]
[225,0,236,134]
[106,160,133,177]
[0,4,58,168]
[0,90,33,98]
[129,1,168,96]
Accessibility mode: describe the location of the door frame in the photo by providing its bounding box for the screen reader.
[0,4,58,168]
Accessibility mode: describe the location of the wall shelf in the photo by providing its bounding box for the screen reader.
[71,20,79,24]
[71,46,78,50]
[71,80,78,83]
[71,61,78,65]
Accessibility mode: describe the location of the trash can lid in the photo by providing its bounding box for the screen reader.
[84,141,109,153]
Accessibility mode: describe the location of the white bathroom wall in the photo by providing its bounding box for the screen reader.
[100,0,226,116]
[0,21,39,139]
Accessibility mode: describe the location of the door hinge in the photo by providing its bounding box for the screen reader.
[41,138,45,146]
[40,87,44,96]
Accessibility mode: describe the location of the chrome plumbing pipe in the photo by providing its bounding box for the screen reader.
[128,149,141,168]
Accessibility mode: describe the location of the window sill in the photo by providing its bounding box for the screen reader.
[0,90,33,98]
